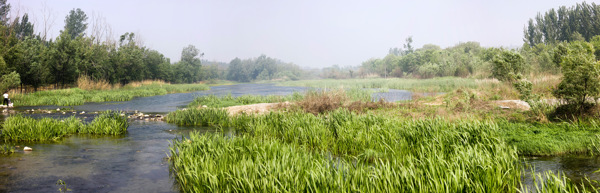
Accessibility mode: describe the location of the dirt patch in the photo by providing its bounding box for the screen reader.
[224,102,291,116]
[494,100,531,111]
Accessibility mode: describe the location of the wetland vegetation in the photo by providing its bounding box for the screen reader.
[1,110,128,141]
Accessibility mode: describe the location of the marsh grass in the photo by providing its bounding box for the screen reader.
[523,170,599,193]
[1,111,129,141]
[10,82,209,106]
[79,111,129,135]
[169,109,525,192]
[187,93,302,108]
[165,108,231,127]
[278,77,481,92]
[0,144,15,154]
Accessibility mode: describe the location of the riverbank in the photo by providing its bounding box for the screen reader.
[166,95,600,192]
[8,81,211,106]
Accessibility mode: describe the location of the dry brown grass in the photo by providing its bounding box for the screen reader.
[77,76,113,90]
[126,80,168,88]
[295,90,347,115]
[292,90,395,115]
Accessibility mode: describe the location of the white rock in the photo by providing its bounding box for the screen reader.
[23,146,32,151]
[56,108,60,111]
[80,111,85,114]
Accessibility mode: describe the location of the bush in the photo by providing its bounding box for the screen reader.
[552,41,600,115]
[492,50,525,82]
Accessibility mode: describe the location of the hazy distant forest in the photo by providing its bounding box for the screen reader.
[2,1,600,90]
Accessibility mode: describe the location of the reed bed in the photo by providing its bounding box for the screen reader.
[169,109,525,192]
[187,94,301,108]
[79,111,129,135]
[0,144,15,154]
[165,108,230,127]
[278,77,481,92]
[10,83,209,106]
[1,111,129,141]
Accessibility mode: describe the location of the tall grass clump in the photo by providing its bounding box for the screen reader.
[11,82,209,106]
[499,120,600,156]
[79,111,129,135]
[1,111,129,141]
[0,144,15,154]
[187,94,299,108]
[77,75,113,90]
[169,109,525,192]
[278,77,480,92]
[165,108,230,126]
[1,115,82,141]
[522,170,599,193]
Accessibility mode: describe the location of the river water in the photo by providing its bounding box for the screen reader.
[0,84,597,192]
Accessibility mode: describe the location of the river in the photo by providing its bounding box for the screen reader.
[0,84,596,192]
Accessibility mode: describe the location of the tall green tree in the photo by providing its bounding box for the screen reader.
[63,8,88,39]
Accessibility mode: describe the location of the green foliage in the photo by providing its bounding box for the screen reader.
[11,83,209,106]
[0,71,20,92]
[187,94,297,108]
[492,50,525,82]
[524,2,600,45]
[361,41,490,78]
[1,111,129,141]
[0,144,15,154]
[169,111,523,192]
[80,111,129,135]
[165,108,231,127]
[63,8,88,39]
[279,77,480,92]
[226,55,304,82]
[553,41,600,110]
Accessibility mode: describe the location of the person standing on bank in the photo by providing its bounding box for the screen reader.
[3,91,8,107]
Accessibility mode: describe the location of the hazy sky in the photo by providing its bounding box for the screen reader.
[8,0,599,68]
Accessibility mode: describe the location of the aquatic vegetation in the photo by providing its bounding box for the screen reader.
[278,77,481,92]
[80,111,129,135]
[0,144,15,154]
[1,111,129,141]
[499,120,600,156]
[165,108,230,127]
[169,110,524,192]
[187,93,300,108]
[10,83,209,106]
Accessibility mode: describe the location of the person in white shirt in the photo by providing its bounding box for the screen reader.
[3,91,8,106]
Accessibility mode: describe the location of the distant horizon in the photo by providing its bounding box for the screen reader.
[9,0,596,68]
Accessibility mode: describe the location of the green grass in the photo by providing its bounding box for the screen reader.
[1,111,129,141]
[187,93,302,108]
[499,120,600,156]
[10,83,209,106]
[165,108,231,127]
[169,109,525,192]
[0,144,15,154]
[277,77,482,92]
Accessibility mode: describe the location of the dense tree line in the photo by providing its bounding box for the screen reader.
[0,2,242,92]
[524,2,600,46]
[226,55,303,82]
[360,40,495,79]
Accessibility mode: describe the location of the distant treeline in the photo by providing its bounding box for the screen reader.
[355,2,600,80]
[0,1,307,92]
[524,2,600,46]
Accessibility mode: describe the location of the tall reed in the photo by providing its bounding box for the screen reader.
[169,109,524,192]
[1,111,129,141]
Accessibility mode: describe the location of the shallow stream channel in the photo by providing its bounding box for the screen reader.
[0,83,597,192]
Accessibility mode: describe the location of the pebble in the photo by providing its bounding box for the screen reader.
[23,146,32,151]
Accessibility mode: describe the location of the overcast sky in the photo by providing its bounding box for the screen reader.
[8,0,599,68]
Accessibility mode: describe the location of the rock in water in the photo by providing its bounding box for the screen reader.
[23,146,32,151]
